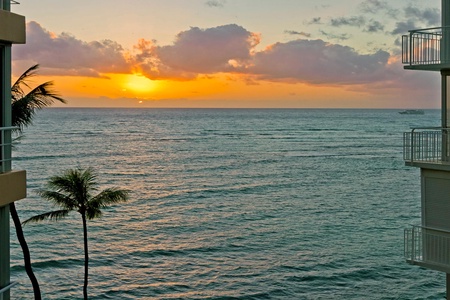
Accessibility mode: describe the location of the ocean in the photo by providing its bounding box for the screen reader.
[8,108,445,299]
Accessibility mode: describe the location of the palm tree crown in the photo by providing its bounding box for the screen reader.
[11,64,66,131]
[25,167,129,224]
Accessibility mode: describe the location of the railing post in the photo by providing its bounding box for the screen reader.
[443,129,448,161]
[410,31,414,66]
[410,129,415,163]
[405,228,411,259]
[412,226,416,261]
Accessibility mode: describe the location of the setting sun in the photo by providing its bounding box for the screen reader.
[123,74,157,94]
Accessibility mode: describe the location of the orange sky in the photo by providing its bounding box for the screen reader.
[20,69,440,109]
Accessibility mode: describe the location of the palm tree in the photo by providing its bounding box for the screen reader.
[23,167,130,300]
[9,64,66,300]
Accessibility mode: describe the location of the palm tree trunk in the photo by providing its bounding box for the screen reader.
[82,213,89,300]
[9,203,42,300]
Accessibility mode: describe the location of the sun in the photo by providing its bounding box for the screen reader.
[123,73,157,93]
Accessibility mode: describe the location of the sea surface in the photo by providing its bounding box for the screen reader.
[8,108,445,299]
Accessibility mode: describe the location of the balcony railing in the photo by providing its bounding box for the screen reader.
[0,1,20,8]
[403,127,450,164]
[0,282,17,300]
[0,126,15,173]
[402,27,450,67]
[405,225,450,269]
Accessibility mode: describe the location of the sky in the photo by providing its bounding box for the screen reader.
[10,0,443,108]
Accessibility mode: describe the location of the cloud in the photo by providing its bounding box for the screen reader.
[248,39,390,85]
[14,21,425,93]
[319,30,351,41]
[305,17,322,25]
[330,16,365,28]
[391,20,416,35]
[327,15,384,34]
[205,0,226,8]
[404,5,439,27]
[364,20,384,33]
[151,24,260,77]
[359,0,397,16]
[13,21,131,76]
[284,30,311,38]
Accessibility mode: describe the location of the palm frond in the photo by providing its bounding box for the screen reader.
[23,81,65,105]
[43,168,98,207]
[47,174,80,196]
[85,207,102,220]
[11,64,39,100]
[37,190,78,210]
[90,188,130,209]
[22,210,70,225]
[86,188,129,220]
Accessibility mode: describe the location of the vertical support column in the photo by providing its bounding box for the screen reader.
[0,1,13,299]
[441,71,450,160]
[443,0,450,63]
[0,207,10,300]
[0,46,12,171]
[447,273,450,299]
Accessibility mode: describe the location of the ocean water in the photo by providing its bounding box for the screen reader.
[7,108,445,299]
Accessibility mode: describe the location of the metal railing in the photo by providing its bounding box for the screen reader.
[0,1,19,9]
[404,225,422,262]
[403,127,450,163]
[0,282,17,300]
[405,225,450,267]
[402,27,450,66]
[0,126,16,173]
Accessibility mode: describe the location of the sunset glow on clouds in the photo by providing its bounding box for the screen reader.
[12,0,442,108]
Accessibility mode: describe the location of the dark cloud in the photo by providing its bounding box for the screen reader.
[391,20,417,35]
[359,0,397,16]
[205,0,226,8]
[284,30,311,38]
[365,20,384,33]
[330,16,365,27]
[305,17,322,25]
[404,6,439,27]
[319,30,350,41]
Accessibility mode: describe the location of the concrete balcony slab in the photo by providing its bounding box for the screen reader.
[0,170,26,207]
[0,10,25,44]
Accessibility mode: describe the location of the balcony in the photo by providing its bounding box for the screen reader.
[402,127,450,170]
[405,225,450,273]
[402,27,450,71]
[0,126,25,207]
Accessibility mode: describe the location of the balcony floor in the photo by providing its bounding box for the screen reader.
[404,63,450,71]
[407,259,450,274]
[405,160,450,171]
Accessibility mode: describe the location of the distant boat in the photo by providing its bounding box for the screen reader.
[398,109,425,115]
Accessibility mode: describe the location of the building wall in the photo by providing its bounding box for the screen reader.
[421,169,450,268]
[422,169,450,230]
